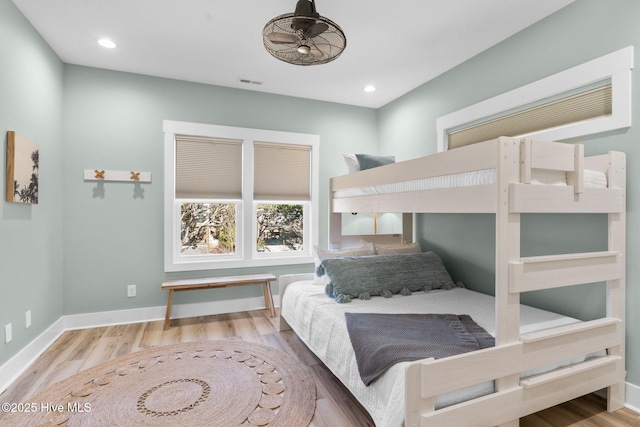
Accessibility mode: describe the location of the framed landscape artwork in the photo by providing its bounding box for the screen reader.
[6,131,39,204]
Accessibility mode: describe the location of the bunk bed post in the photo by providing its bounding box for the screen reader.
[329,180,343,250]
[606,151,626,412]
[402,213,413,244]
[329,211,342,250]
[495,137,522,427]
[567,144,585,194]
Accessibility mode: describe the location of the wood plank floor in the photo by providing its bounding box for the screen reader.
[1,309,638,426]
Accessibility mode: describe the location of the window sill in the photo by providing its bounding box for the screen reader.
[164,254,314,273]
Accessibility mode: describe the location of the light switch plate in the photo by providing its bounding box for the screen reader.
[5,323,12,343]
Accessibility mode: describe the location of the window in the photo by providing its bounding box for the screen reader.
[164,121,319,272]
[436,46,633,151]
[447,82,612,149]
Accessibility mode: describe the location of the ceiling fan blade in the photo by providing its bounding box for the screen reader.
[292,16,316,32]
[267,32,298,44]
[309,43,324,58]
[304,22,329,38]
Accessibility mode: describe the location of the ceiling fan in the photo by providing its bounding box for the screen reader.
[262,0,346,66]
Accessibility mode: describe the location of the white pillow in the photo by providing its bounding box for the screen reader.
[313,241,375,284]
[342,154,360,173]
[374,242,422,255]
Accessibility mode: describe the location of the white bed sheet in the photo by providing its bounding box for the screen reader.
[281,282,588,427]
[333,168,607,199]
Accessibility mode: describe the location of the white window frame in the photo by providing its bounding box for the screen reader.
[163,120,319,272]
[436,46,634,152]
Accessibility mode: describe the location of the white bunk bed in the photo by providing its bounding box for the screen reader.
[279,137,626,427]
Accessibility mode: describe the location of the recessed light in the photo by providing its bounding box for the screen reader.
[364,85,376,93]
[97,38,117,49]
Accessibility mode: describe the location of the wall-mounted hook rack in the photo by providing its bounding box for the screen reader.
[83,169,152,183]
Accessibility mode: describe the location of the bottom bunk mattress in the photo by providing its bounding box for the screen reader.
[280,279,590,427]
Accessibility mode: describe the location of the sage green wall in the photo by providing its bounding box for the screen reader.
[61,65,378,314]
[378,0,640,387]
[0,0,65,366]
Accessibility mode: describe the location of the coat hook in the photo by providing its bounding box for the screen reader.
[130,171,141,181]
[94,170,106,179]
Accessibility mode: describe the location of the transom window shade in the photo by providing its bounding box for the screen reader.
[175,135,242,199]
[254,142,311,201]
[448,84,612,149]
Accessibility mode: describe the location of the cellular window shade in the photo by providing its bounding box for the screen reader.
[254,142,311,201]
[175,135,242,199]
[448,84,612,149]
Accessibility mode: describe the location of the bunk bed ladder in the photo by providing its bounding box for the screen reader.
[497,143,626,426]
[512,147,627,417]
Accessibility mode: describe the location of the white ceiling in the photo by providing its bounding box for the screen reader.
[12,0,574,109]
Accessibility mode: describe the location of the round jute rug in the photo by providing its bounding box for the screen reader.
[3,340,316,427]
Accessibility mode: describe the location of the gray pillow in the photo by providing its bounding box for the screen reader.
[318,252,456,303]
[313,242,376,284]
[355,154,395,170]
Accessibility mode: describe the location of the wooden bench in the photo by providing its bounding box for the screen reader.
[162,273,277,329]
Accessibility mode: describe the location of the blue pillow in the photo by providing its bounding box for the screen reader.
[355,154,395,170]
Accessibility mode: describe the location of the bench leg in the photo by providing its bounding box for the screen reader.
[263,282,276,318]
[164,289,175,330]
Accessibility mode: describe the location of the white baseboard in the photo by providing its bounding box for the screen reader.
[627,381,640,413]
[0,296,279,394]
[62,295,280,330]
[0,317,66,396]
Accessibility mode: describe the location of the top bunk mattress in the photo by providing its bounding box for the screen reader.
[280,281,594,427]
[334,168,607,199]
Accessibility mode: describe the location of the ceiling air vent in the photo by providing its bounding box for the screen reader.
[238,78,263,86]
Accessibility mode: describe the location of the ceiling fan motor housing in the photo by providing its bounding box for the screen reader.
[294,0,319,18]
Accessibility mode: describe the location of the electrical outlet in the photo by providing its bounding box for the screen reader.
[26,310,32,328]
[5,323,12,343]
[127,284,136,298]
